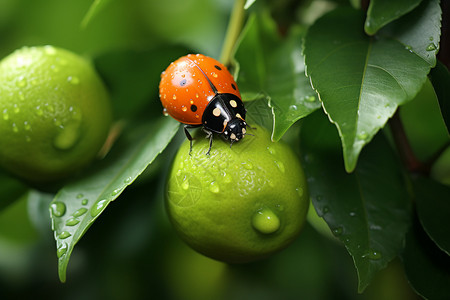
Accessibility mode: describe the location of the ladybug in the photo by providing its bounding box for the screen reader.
[159,54,247,154]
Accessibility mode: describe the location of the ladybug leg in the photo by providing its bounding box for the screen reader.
[184,125,196,155]
[202,128,214,155]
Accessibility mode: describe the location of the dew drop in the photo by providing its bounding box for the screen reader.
[76,193,84,199]
[44,45,56,55]
[163,108,169,116]
[426,43,437,51]
[111,188,121,196]
[57,243,68,258]
[65,218,80,226]
[211,72,218,78]
[223,173,233,184]
[51,65,60,73]
[73,207,88,217]
[181,177,190,190]
[289,104,298,111]
[81,199,89,205]
[332,227,343,236]
[13,104,20,113]
[267,146,276,155]
[36,106,44,116]
[306,95,316,102]
[181,105,187,112]
[349,211,356,217]
[50,202,66,217]
[274,161,285,173]
[12,123,19,133]
[58,231,71,239]
[124,177,132,184]
[172,94,177,100]
[362,250,382,260]
[357,132,368,140]
[53,122,81,150]
[90,199,108,217]
[242,162,253,170]
[16,76,27,87]
[209,181,220,193]
[252,208,281,234]
[24,121,31,131]
[296,187,304,197]
[68,76,80,85]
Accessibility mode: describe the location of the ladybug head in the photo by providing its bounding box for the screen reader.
[223,118,247,142]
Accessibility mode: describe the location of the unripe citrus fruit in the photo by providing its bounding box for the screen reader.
[0,46,112,183]
[165,125,309,263]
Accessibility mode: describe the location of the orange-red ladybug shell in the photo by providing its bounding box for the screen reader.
[159,54,241,125]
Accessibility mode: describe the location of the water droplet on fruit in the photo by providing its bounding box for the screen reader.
[44,45,57,55]
[296,187,304,197]
[426,43,437,51]
[51,65,60,73]
[65,218,80,226]
[67,76,80,85]
[12,123,19,133]
[73,207,88,217]
[90,199,108,217]
[13,104,20,113]
[267,146,276,155]
[223,173,233,183]
[53,122,81,150]
[362,250,382,260]
[242,162,253,170]
[163,108,169,116]
[252,208,281,234]
[181,177,190,190]
[16,76,27,87]
[50,202,66,217]
[24,121,31,131]
[58,231,71,239]
[274,161,285,173]
[209,181,220,193]
[57,243,68,258]
[36,106,44,116]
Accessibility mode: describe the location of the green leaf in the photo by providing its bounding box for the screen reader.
[300,111,411,292]
[304,2,440,172]
[365,0,422,35]
[429,61,450,135]
[413,176,450,255]
[234,12,319,141]
[81,0,113,28]
[50,117,179,282]
[402,218,450,300]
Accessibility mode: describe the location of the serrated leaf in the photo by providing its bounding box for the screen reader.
[365,0,422,35]
[304,1,441,172]
[413,176,450,255]
[402,217,450,300]
[50,117,179,282]
[300,111,411,292]
[81,0,113,28]
[429,61,450,135]
[234,12,319,141]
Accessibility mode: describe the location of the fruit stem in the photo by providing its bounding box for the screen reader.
[389,110,429,175]
[220,0,246,66]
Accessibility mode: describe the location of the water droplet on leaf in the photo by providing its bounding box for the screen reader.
[73,207,88,217]
[50,202,66,217]
[57,243,68,258]
[90,199,108,217]
[426,43,437,51]
[65,218,80,226]
[58,231,71,239]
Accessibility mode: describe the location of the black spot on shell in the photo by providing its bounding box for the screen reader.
[214,65,222,71]
[190,105,198,112]
[180,79,187,86]
[231,83,237,90]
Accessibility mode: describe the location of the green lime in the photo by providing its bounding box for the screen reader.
[165,125,309,263]
[0,46,112,183]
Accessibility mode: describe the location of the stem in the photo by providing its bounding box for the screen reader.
[389,110,429,175]
[220,0,246,66]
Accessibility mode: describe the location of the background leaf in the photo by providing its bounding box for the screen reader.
[429,61,450,134]
[50,117,179,282]
[0,172,28,212]
[413,176,450,255]
[402,217,450,300]
[304,3,440,172]
[234,12,319,141]
[81,0,113,28]
[300,111,411,292]
[365,0,422,35]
